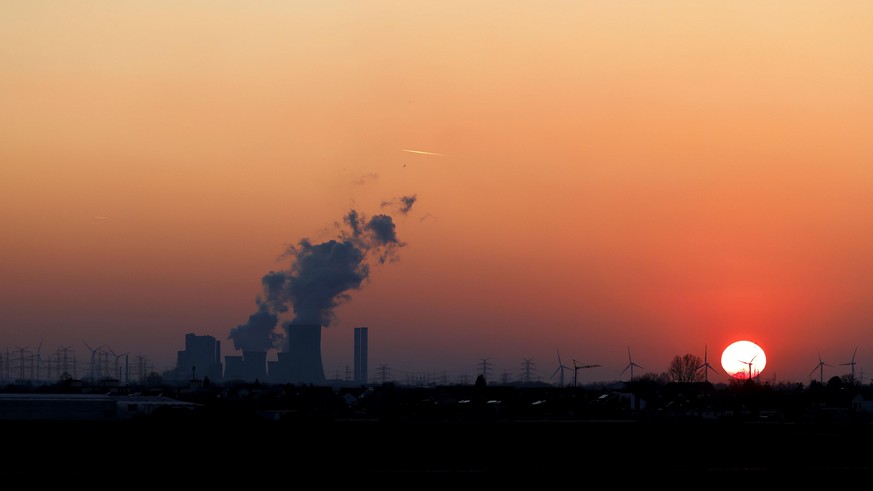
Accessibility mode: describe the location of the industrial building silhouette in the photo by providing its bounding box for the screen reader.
[175,324,367,385]
[354,326,368,385]
[174,332,223,382]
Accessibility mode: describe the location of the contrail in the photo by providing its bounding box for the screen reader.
[401,149,444,156]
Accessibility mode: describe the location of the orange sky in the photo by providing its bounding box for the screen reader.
[2,2,872,385]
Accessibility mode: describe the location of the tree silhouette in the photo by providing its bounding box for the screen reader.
[474,373,487,389]
[666,353,704,383]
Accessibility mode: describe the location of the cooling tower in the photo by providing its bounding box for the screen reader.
[223,355,244,381]
[284,323,325,385]
[242,351,268,383]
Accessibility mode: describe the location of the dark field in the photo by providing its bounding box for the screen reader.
[4,379,871,485]
[6,417,871,485]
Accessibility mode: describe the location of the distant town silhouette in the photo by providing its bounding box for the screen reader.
[2,372,873,484]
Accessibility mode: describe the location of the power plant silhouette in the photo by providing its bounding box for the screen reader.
[1,202,412,388]
[218,200,412,385]
[179,324,367,385]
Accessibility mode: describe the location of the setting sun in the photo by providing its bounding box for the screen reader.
[721,341,767,380]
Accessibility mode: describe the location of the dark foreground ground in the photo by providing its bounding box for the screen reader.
[5,416,871,485]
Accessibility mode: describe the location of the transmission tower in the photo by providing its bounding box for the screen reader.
[31,341,43,383]
[132,354,152,384]
[478,358,492,382]
[14,346,31,383]
[376,364,391,384]
[520,358,537,384]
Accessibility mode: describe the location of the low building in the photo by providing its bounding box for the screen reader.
[0,393,200,420]
[0,393,117,420]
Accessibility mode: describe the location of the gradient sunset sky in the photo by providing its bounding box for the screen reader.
[2,2,872,385]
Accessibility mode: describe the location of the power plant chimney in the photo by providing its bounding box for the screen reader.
[354,327,368,385]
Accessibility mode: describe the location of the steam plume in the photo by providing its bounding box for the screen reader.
[228,199,413,352]
[381,194,417,215]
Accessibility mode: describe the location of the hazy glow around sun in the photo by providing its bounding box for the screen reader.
[721,340,767,380]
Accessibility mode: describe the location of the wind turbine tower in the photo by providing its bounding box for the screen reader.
[738,354,757,380]
[83,342,106,382]
[810,351,832,384]
[551,349,571,388]
[621,346,644,382]
[841,347,858,384]
[697,344,720,382]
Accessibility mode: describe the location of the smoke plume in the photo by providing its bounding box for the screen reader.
[228,200,413,352]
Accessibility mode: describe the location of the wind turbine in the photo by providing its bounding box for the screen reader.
[621,346,644,382]
[109,347,129,384]
[550,349,571,388]
[83,341,106,382]
[840,347,858,384]
[572,359,601,387]
[696,344,720,382]
[810,351,832,384]
[738,354,757,380]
